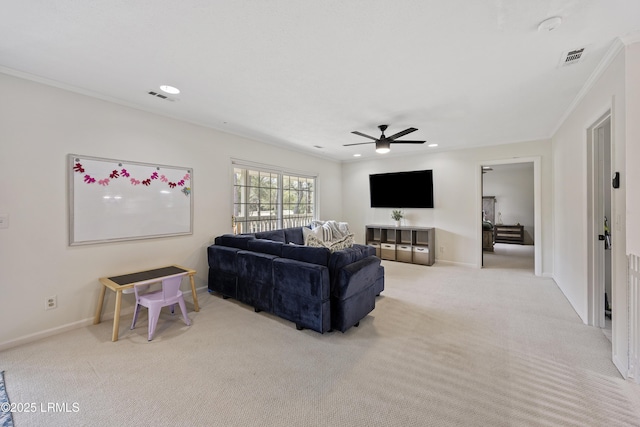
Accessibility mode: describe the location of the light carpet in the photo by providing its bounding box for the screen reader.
[1,257,640,426]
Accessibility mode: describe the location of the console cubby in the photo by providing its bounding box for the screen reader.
[365,225,435,266]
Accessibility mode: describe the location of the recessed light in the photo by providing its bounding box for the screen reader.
[159,85,180,95]
[353,154,361,157]
[428,143,438,148]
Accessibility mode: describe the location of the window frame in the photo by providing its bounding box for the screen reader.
[231,159,317,234]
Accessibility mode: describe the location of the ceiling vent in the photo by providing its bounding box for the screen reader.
[560,47,586,67]
[147,91,177,102]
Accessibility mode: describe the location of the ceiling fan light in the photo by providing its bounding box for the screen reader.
[376,140,390,154]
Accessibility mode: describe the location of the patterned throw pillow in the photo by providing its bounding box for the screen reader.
[303,224,354,252]
[310,220,351,241]
[326,233,354,252]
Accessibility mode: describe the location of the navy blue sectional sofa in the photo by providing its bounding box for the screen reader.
[207,226,384,333]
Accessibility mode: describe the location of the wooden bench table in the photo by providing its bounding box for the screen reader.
[94,265,199,341]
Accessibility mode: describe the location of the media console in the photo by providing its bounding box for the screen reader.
[365,225,435,266]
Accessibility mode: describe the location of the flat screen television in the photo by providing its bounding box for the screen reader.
[369,169,434,208]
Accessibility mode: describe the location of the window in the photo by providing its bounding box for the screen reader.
[232,162,316,234]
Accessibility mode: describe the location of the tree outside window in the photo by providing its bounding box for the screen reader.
[233,166,315,233]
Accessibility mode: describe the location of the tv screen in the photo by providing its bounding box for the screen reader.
[369,170,434,208]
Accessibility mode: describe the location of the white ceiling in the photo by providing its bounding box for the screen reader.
[2,1,639,161]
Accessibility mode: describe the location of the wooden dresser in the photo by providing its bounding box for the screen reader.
[494,225,524,244]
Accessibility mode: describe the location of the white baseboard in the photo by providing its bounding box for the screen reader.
[0,285,209,352]
[435,259,477,268]
[613,354,630,380]
[0,317,95,352]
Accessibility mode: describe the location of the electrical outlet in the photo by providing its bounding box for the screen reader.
[439,246,445,254]
[0,214,8,229]
[46,295,57,310]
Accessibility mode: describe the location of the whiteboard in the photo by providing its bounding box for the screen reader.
[68,154,193,245]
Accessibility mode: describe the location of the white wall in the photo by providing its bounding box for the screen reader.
[551,43,629,374]
[623,41,640,382]
[483,164,535,244]
[341,140,552,272]
[0,73,343,348]
[626,43,640,256]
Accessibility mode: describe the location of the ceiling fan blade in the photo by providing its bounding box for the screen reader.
[351,131,379,141]
[387,127,418,140]
[390,140,426,144]
[343,141,375,147]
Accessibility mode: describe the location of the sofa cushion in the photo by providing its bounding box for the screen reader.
[247,239,284,257]
[214,234,255,250]
[237,251,278,285]
[281,244,330,266]
[283,227,306,245]
[255,229,286,243]
[273,258,330,300]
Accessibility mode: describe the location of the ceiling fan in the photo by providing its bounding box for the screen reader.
[344,125,426,154]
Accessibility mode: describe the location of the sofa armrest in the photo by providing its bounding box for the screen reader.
[333,256,381,300]
[353,244,376,257]
[208,245,241,271]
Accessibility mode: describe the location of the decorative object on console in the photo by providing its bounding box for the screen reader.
[391,210,404,227]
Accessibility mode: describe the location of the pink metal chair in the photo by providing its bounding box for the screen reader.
[130,274,191,341]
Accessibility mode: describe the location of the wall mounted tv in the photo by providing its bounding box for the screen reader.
[369,169,434,208]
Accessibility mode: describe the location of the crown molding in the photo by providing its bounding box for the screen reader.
[620,30,640,45]
[550,38,626,137]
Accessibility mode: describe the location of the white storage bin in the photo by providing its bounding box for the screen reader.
[397,245,412,263]
[381,243,396,261]
[412,246,430,265]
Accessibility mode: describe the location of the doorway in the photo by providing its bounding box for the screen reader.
[587,113,612,337]
[481,163,535,271]
[477,157,541,276]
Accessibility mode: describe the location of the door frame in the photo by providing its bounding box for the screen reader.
[476,156,541,276]
[586,111,611,328]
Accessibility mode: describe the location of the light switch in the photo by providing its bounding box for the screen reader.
[0,214,8,229]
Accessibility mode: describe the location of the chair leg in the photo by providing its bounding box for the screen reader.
[147,306,161,341]
[177,297,191,326]
[130,304,141,330]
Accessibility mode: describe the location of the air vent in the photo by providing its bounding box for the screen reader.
[560,47,586,66]
[147,91,176,102]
